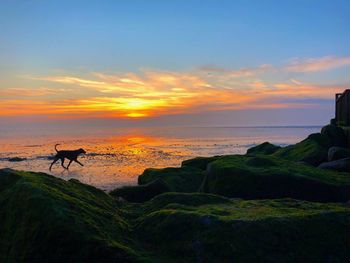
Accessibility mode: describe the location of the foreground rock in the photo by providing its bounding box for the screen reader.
[130,193,350,262]
[110,178,170,202]
[0,168,143,263]
[112,166,204,202]
[272,125,348,166]
[246,142,281,155]
[328,146,350,162]
[2,169,350,262]
[318,157,350,172]
[200,154,350,202]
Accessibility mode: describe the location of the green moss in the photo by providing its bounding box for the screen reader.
[273,133,331,166]
[0,169,147,263]
[181,156,221,170]
[138,166,204,192]
[132,193,350,263]
[247,142,281,155]
[272,125,347,166]
[2,169,350,262]
[200,154,350,202]
[110,179,170,203]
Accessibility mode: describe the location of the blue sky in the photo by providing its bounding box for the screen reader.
[0,0,349,126]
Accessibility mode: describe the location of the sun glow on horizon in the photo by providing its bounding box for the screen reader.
[0,58,349,120]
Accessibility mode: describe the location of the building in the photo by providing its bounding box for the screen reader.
[335,89,350,126]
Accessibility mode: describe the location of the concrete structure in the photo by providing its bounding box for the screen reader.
[336,89,350,126]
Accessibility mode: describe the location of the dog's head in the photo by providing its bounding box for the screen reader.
[78,148,86,154]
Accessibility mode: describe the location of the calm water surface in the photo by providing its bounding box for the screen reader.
[0,126,320,191]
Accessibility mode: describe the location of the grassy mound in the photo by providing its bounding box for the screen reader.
[0,168,146,263]
[132,193,350,263]
[200,154,350,202]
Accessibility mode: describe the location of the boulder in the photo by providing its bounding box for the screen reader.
[3,169,350,262]
[0,169,144,263]
[136,193,350,262]
[321,124,347,147]
[181,156,221,170]
[200,154,350,202]
[273,133,331,166]
[328,146,350,162]
[138,166,204,192]
[246,142,281,155]
[109,178,170,202]
[318,157,350,172]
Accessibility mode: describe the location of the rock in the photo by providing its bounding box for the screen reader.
[200,154,350,202]
[181,156,221,170]
[0,168,144,263]
[8,157,27,162]
[109,178,170,203]
[136,193,350,262]
[246,142,281,155]
[273,133,331,166]
[321,124,347,147]
[2,169,350,262]
[138,166,204,192]
[318,157,350,172]
[328,146,350,161]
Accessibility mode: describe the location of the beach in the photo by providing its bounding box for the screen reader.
[0,126,320,190]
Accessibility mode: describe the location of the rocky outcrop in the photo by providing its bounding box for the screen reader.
[328,146,350,162]
[318,157,350,172]
[200,154,350,202]
[110,178,170,202]
[246,142,281,155]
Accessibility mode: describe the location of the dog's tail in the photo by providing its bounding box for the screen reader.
[54,144,60,152]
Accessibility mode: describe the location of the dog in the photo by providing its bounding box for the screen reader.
[49,144,86,171]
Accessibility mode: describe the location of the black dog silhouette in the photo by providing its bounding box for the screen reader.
[49,144,86,171]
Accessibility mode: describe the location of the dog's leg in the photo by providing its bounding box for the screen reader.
[67,160,73,169]
[60,158,67,169]
[75,159,84,166]
[49,158,59,171]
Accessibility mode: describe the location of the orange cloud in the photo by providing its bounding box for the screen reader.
[0,67,347,119]
[285,56,350,72]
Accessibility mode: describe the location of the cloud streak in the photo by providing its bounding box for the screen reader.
[1,55,350,119]
[285,56,350,72]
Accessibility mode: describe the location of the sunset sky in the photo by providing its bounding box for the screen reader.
[1,0,349,126]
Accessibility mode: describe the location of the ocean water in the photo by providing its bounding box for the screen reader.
[0,126,320,191]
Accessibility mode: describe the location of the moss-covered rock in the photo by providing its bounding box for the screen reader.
[138,166,204,192]
[132,193,350,263]
[2,169,350,262]
[318,157,350,172]
[273,133,332,166]
[271,125,347,166]
[328,146,350,162]
[247,142,281,155]
[200,154,350,202]
[110,179,170,203]
[321,124,347,147]
[181,156,221,170]
[110,166,204,203]
[0,168,145,263]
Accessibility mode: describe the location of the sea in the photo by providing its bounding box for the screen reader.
[0,126,321,191]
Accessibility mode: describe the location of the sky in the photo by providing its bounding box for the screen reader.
[0,0,349,126]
